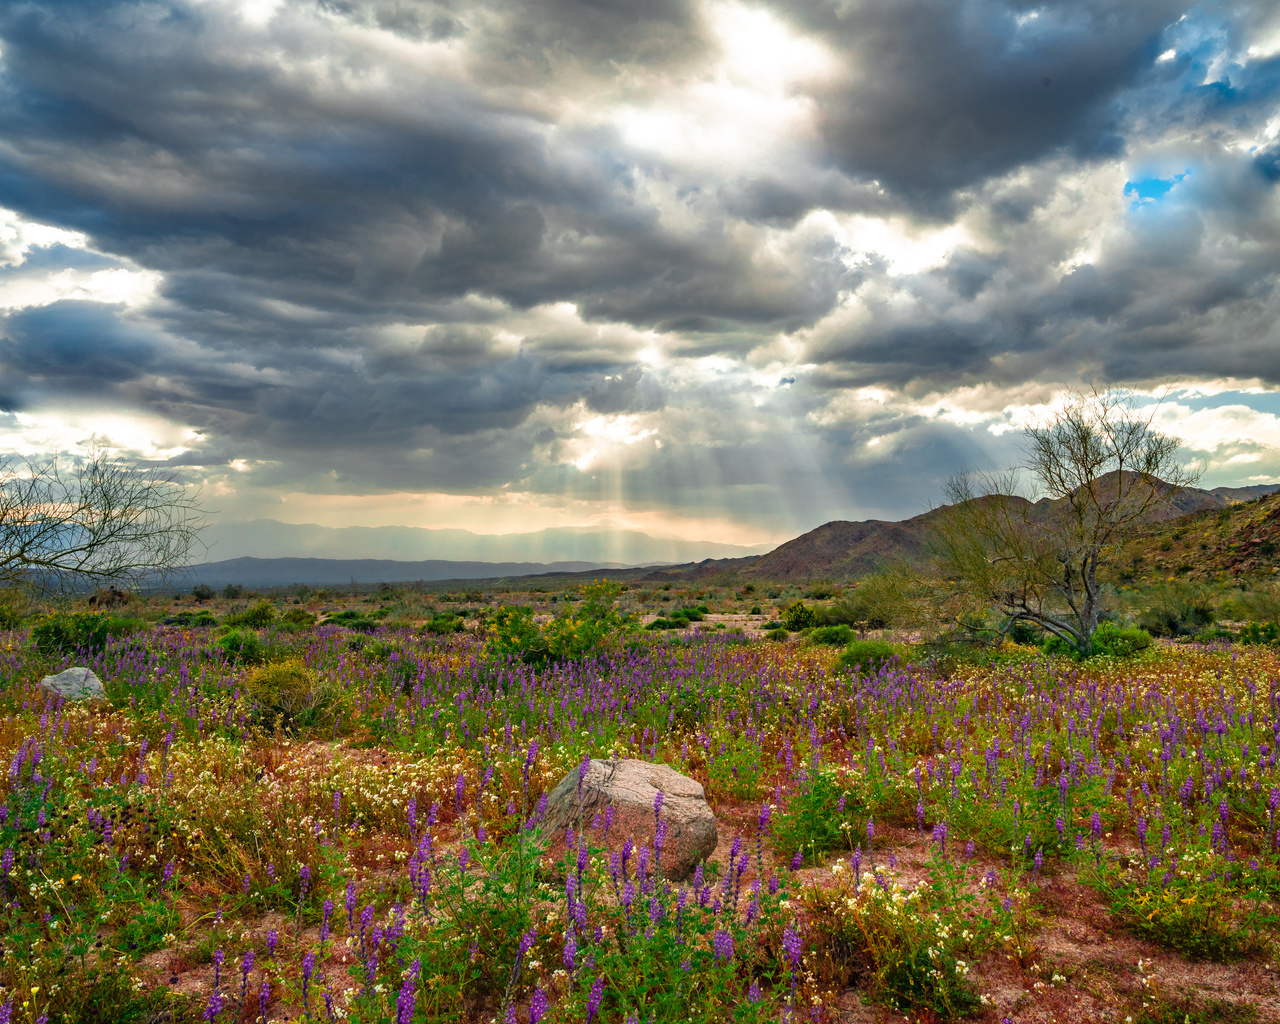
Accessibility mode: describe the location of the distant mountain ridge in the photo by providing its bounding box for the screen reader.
[642,477,1280,584]
[176,556,627,588]
[179,479,1280,589]
[199,520,770,564]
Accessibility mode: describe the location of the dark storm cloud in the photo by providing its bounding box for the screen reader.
[779,0,1185,214]
[1,0,1279,527]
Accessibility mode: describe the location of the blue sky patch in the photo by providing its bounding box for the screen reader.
[1125,171,1189,207]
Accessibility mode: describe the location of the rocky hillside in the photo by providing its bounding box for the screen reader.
[642,477,1279,585]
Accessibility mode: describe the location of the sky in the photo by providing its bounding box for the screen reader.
[1,0,1279,553]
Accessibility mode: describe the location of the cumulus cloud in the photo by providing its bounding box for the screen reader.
[0,0,1278,541]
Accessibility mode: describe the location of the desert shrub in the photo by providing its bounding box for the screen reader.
[1237,584,1280,627]
[749,603,762,615]
[1043,623,1151,659]
[325,609,379,633]
[423,612,463,635]
[835,640,897,674]
[674,605,707,622]
[191,583,215,601]
[222,583,244,599]
[821,568,917,629]
[646,616,689,631]
[488,580,634,663]
[1005,618,1043,644]
[783,601,816,631]
[224,599,276,628]
[216,626,269,664]
[1238,621,1280,645]
[242,659,341,729]
[280,607,317,627]
[765,626,789,642]
[32,612,144,657]
[809,624,854,646]
[162,609,218,628]
[773,765,867,864]
[0,588,31,629]
[1136,581,1216,637]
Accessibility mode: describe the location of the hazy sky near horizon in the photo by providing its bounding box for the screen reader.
[2,0,1280,547]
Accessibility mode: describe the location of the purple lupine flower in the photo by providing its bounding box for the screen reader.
[654,790,664,823]
[529,988,550,1024]
[345,882,358,930]
[1034,848,1044,877]
[202,991,223,1021]
[1090,811,1102,841]
[259,981,270,1022]
[396,958,421,1024]
[519,928,537,959]
[782,924,802,969]
[585,976,605,1024]
[747,980,761,1002]
[563,931,577,971]
[867,819,875,842]
[299,864,311,898]
[266,929,278,959]
[212,948,225,990]
[790,850,802,871]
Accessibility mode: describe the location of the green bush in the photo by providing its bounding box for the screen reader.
[1237,621,1279,646]
[1136,581,1216,637]
[222,583,244,599]
[647,616,688,631]
[224,599,276,628]
[32,613,143,657]
[749,604,762,615]
[809,624,854,646]
[488,581,634,663]
[1043,623,1152,659]
[423,613,464,635]
[280,607,317,627]
[243,659,342,729]
[772,765,866,865]
[835,640,897,674]
[161,610,218,628]
[217,627,268,665]
[765,626,789,642]
[674,606,706,622]
[324,609,379,633]
[783,601,817,631]
[192,584,216,601]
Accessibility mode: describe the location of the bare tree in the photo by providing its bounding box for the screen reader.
[0,448,203,593]
[932,390,1199,656]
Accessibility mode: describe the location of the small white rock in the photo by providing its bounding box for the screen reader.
[38,666,105,701]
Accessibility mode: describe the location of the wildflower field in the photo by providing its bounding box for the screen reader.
[1,618,1278,1024]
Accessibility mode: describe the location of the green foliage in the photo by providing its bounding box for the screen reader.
[1043,622,1152,659]
[161,609,218,628]
[423,612,464,635]
[31,612,143,657]
[646,616,689,631]
[809,624,854,646]
[223,598,276,627]
[1137,581,1217,637]
[765,626,789,642]
[835,640,897,674]
[0,588,28,629]
[191,583,215,601]
[222,583,244,599]
[325,608,379,633]
[1237,621,1279,645]
[488,580,634,663]
[783,600,817,631]
[243,659,342,729]
[280,607,317,627]
[821,569,915,629]
[216,626,269,664]
[1090,847,1272,962]
[772,765,866,864]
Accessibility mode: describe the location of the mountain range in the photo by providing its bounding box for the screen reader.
[181,481,1280,588]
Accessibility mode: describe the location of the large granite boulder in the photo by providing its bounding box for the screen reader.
[38,667,105,702]
[541,758,717,881]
